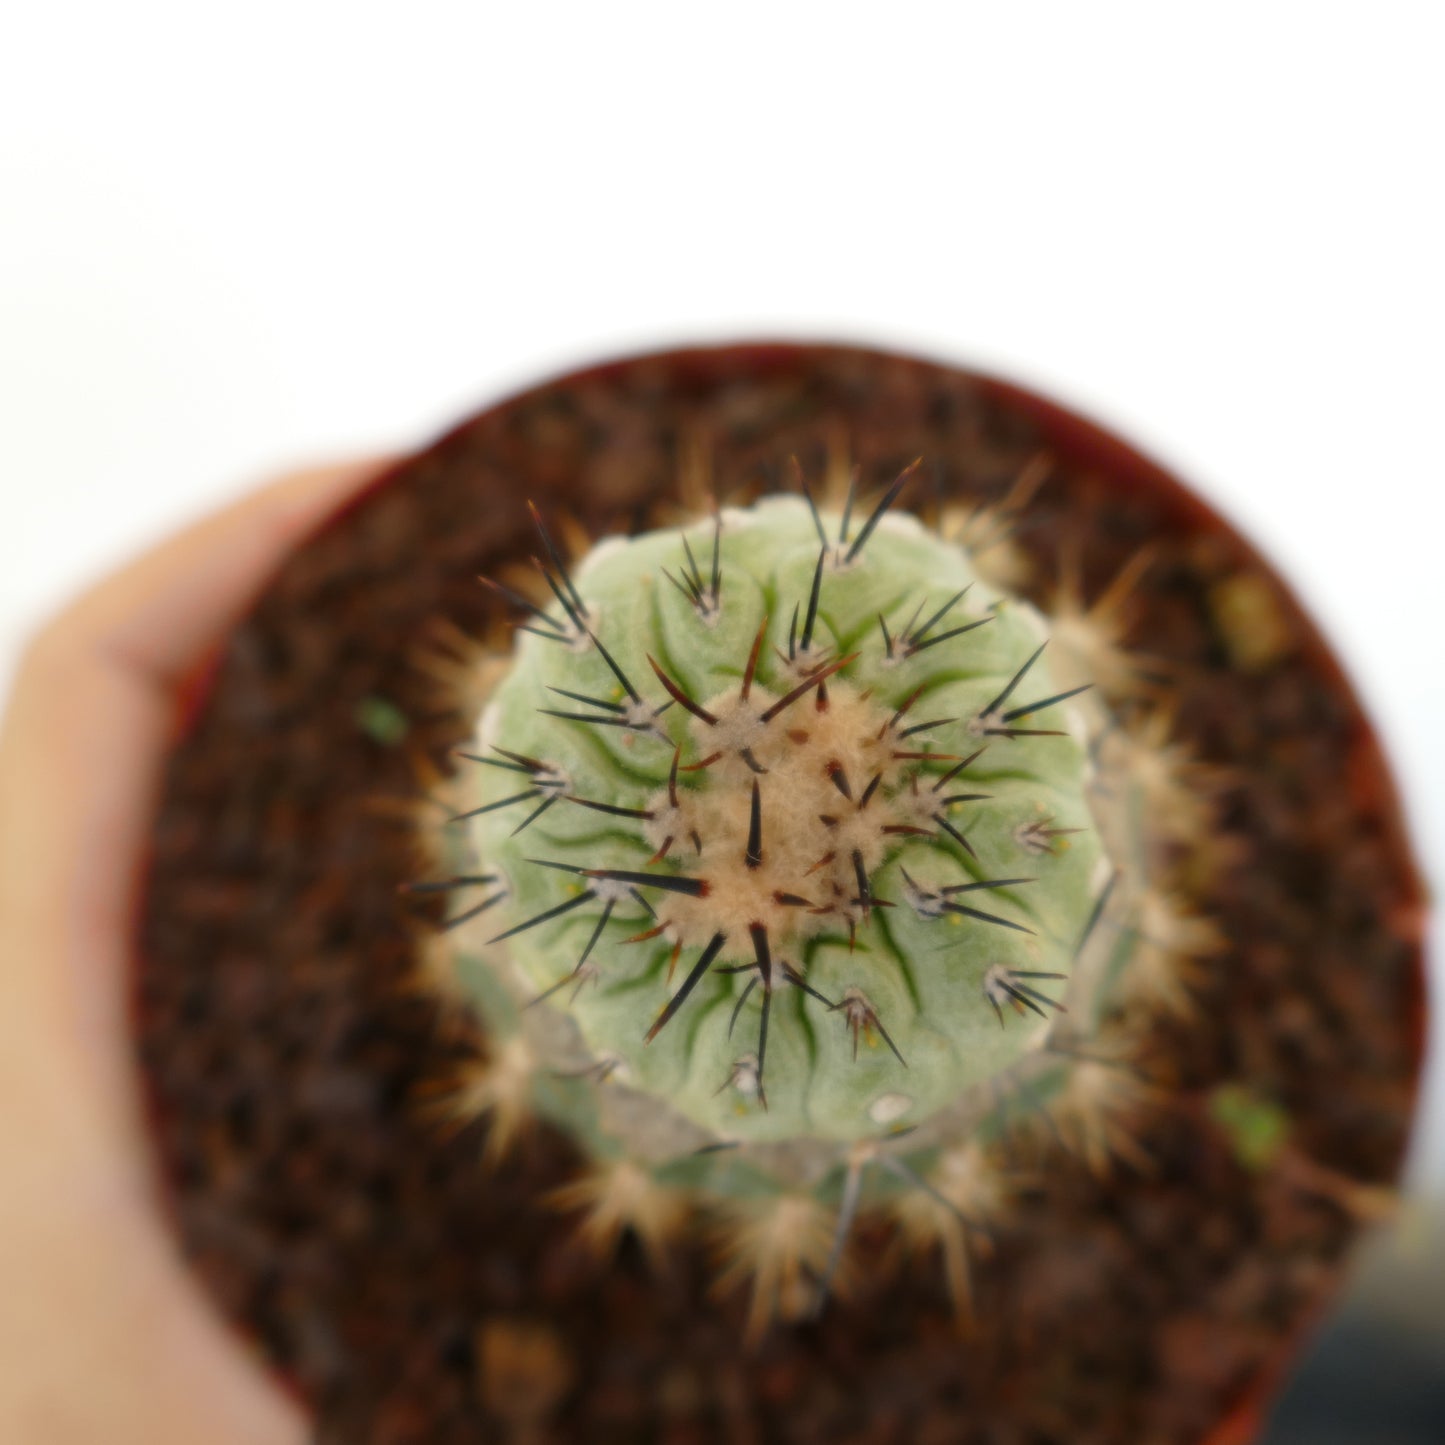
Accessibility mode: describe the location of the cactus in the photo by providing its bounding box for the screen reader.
[418,463,1217,1331]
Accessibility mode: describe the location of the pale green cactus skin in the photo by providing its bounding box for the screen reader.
[447,495,1132,1205]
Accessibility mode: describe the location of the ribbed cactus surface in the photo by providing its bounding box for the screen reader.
[427,477,1206,1324]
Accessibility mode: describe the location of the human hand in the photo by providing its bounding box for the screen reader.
[0,459,389,1444]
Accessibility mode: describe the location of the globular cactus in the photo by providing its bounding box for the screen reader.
[417,462,1216,1331]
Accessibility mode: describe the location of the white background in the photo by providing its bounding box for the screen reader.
[2,6,1441,1183]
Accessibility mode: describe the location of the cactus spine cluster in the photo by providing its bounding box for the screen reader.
[419,464,1214,1330]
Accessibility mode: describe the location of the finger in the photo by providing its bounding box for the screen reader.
[0,455,393,1120]
[0,459,391,1444]
[48,456,393,688]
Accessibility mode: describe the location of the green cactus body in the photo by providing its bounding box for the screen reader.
[433,484,1201,1320]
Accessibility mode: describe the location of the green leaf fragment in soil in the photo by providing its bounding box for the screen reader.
[356,695,410,746]
[1209,1083,1290,1172]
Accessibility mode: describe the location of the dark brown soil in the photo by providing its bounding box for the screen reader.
[137,344,1425,1444]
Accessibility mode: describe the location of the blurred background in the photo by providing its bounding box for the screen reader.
[3,5,1441,1438]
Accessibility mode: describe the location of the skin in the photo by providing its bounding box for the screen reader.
[0,459,388,1444]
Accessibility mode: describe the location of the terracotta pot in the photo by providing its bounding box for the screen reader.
[141,343,1427,1444]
